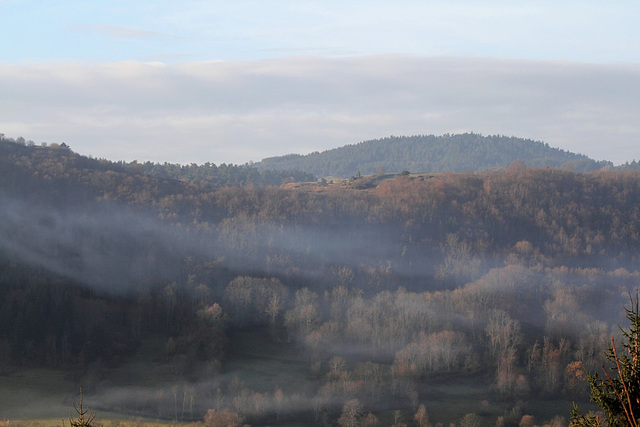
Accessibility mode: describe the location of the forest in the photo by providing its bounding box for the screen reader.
[256,133,613,177]
[1,135,640,426]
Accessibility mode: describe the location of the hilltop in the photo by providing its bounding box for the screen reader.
[256,133,612,177]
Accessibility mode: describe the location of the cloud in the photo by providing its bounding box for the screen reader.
[1,56,639,165]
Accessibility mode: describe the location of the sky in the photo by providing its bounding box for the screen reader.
[1,1,639,165]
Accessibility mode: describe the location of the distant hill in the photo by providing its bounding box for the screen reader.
[256,133,612,177]
[0,136,314,194]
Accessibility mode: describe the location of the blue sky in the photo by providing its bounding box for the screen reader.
[1,1,639,165]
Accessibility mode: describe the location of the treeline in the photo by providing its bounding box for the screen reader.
[136,161,315,188]
[0,136,315,198]
[257,133,612,177]
[0,262,227,372]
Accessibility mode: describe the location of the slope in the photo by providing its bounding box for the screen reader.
[256,133,611,177]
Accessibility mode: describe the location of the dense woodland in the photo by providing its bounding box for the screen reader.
[256,133,613,177]
[0,135,314,193]
[2,135,640,426]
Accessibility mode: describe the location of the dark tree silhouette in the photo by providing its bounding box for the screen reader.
[64,389,97,427]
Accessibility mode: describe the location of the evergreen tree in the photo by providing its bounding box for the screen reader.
[64,389,97,427]
[571,294,640,426]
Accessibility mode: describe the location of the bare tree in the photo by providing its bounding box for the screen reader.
[337,399,363,427]
[414,404,432,427]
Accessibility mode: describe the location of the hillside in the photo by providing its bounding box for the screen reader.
[0,137,314,199]
[256,133,611,177]
[2,135,640,425]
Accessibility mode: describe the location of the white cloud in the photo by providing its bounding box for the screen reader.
[1,56,639,165]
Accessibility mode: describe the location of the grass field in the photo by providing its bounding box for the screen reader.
[0,337,188,423]
[0,367,195,427]
[224,330,318,396]
[0,331,592,426]
[0,369,73,420]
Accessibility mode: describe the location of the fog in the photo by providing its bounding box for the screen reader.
[0,193,432,296]
[2,187,638,424]
[0,196,191,294]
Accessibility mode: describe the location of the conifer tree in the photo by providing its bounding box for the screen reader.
[64,389,97,427]
[571,293,640,426]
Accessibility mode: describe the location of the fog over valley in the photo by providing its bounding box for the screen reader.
[2,136,640,425]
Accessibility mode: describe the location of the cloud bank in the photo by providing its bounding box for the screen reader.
[1,56,638,165]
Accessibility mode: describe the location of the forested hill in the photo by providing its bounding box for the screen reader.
[4,132,640,424]
[256,133,612,177]
[0,136,314,193]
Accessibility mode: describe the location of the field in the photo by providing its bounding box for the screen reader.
[0,369,72,420]
[0,330,594,426]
